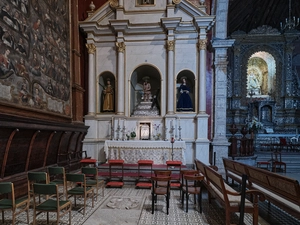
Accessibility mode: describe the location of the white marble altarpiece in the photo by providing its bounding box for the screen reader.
[80,1,215,166]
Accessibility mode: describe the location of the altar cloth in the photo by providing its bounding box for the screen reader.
[104,140,186,165]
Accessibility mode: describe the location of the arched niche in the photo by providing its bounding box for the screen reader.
[240,45,283,106]
[130,64,161,117]
[176,70,195,112]
[247,51,276,97]
[98,72,115,113]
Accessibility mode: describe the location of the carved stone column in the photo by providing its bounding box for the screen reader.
[211,39,235,171]
[167,40,175,114]
[86,43,96,115]
[198,39,207,114]
[116,41,125,115]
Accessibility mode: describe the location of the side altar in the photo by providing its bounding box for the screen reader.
[104,140,186,165]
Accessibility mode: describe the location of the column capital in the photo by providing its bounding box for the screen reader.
[198,39,207,50]
[109,0,119,8]
[86,43,96,54]
[167,40,175,51]
[116,42,126,53]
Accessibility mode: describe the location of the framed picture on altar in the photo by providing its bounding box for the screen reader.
[140,123,151,140]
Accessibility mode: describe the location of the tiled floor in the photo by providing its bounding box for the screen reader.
[4,184,300,224]
[83,185,299,225]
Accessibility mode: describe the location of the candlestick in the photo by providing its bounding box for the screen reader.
[111,123,115,140]
[178,126,182,141]
[164,126,168,141]
[116,124,121,141]
[122,126,126,141]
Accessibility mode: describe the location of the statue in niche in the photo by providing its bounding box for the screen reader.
[247,72,261,95]
[177,76,193,111]
[102,78,114,112]
[142,76,151,102]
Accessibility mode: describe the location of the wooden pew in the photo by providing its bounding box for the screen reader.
[223,157,247,185]
[223,157,300,220]
[195,159,264,225]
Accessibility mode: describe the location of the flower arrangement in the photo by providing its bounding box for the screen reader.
[153,123,161,140]
[126,130,136,140]
[130,131,136,138]
[247,117,263,132]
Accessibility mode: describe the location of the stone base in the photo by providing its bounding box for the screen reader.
[232,155,258,167]
[132,102,159,117]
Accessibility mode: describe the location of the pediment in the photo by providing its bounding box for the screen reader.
[80,0,213,31]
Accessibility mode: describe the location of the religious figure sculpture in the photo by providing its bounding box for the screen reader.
[103,78,114,112]
[247,72,260,95]
[176,77,193,111]
[142,76,151,102]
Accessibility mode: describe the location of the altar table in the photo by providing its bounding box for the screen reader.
[104,140,186,165]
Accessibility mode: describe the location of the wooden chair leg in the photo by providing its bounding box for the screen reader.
[186,191,188,213]
[166,193,170,215]
[199,190,202,213]
[151,193,154,214]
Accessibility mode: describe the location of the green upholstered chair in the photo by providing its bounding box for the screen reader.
[65,173,94,215]
[81,167,104,201]
[32,183,72,225]
[0,182,30,225]
[48,166,67,199]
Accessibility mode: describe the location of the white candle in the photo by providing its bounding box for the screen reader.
[178,117,181,126]
[111,117,114,127]
[118,118,120,127]
[123,120,126,128]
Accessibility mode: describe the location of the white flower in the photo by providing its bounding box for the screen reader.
[247,117,263,131]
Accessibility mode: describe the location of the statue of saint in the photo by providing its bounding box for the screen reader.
[142,76,151,102]
[247,72,260,95]
[102,78,114,112]
[177,77,193,111]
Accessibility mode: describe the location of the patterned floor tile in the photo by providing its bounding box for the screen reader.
[3,184,300,224]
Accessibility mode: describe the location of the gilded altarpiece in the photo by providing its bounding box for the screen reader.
[227,26,300,132]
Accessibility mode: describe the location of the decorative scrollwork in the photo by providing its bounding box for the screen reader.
[116,42,126,53]
[86,43,96,54]
[167,40,175,51]
[172,0,182,4]
[109,0,119,8]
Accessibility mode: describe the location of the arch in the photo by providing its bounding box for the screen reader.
[240,45,283,106]
[129,64,162,117]
[176,70,195,112]
[98,71,116,113]
[247,51,276,97]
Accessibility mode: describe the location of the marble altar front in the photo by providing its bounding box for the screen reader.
[104,140,186,165]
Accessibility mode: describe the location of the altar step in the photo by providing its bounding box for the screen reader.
[97,163,187,184]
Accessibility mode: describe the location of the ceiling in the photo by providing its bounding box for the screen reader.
[228,0,300,36]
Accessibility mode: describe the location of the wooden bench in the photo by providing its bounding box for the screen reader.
[195,159,264,225]
[223,157,247,185]
[223,157,300,219]
[194,159,217,201]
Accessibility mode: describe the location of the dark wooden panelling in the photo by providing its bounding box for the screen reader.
[47,131,64,166]
[0,114,89,198]
[5,130,34,177]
